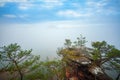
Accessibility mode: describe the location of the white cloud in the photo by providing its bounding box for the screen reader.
[0,0,28,2]
[18,6,28,10]
[0,0,31,9]
[40,0,64,9]
[0,0,64,10]
[42,0,62,3]
[3,14,29,19]
[18,3,33,10]
[19,14,28,18]
[86,0,111,14]
[86,0,107,8]
[57,10,91,18]
[0,3,5,7]
[58,10,80,17]
[3,14,17,18]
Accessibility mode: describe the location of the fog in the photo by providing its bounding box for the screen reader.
[0,21,120,60]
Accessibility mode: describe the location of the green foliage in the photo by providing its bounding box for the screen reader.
[64,39,72,48]
[64,34,87,49]
[58,35,120,80]
[0,43,41,80]
[91,41,120,65]
[0,43,65,80]
[57,35,89,70]
[92,49,100,60]
[74,34,87,48]
[0,35,120,80]
[91,41,120,80]
[42,59,65,80]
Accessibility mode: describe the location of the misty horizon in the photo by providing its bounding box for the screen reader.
[0,0,120,59]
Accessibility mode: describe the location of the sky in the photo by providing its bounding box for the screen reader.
[0,0,120,59]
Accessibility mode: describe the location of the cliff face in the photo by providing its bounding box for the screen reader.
[65,60,112,80]
[62,48,113,80]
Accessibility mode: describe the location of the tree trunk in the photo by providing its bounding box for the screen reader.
[116,72,120,80]
[14,60,23,80]
[8,54,23,80]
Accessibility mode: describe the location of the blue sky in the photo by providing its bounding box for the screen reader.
[0,0,120,23]
[0,0,120,59]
